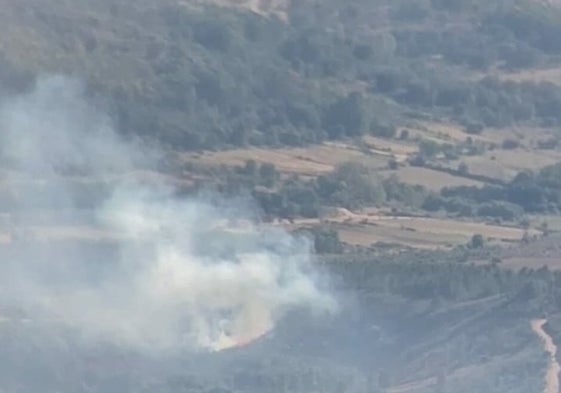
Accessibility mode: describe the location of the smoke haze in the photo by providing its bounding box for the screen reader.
[0,76,336,352]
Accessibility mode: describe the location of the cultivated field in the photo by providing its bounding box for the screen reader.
[495,66,561,86]
[180,142,390,175]
[278,208,540,250]
[197,0,289,20]
[411,122,495,144]
[383,166,485,190]
[180,124,496,191]
[450,148,561,181]
[3,115,554,256]
[363,135,419,161]
[333,216,538,249]
[178,116,561,194]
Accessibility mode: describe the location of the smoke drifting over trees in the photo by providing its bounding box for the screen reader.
[0,76,336,353]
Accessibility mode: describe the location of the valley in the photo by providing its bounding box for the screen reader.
[2,0,561,392]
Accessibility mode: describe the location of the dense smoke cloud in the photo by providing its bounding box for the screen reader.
[0,76,336,352]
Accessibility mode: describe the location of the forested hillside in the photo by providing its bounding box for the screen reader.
[2,0,561,150]
[2,0,561,249]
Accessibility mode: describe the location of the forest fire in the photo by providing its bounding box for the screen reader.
[207,303,275,352]
[212,328,271,352]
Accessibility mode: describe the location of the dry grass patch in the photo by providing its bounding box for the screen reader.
[384,166,485,190]
[529,215,561,232]
[405,121,550,149]
[412,122,493,144]
[194,0,289,21]
[335,222,457,250]
[450,156,517,182]
[370,217,539,241]
[316,214,536,250]
[181,143,389,176]
[452,148,561,182]
[495,66,561,86]
[363,135,418,161]
[481,126,554,147]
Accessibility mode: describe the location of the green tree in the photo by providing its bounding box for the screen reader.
[419,139,441,158]
[458,162,469,175]
[312,228,344,254]
[242,159,258,177]
[323,93,367,138]
[469,234,485,249]
[193,19,232,51]
[328,162,387,207]
[259,163,279,188]
[502,138,519,150]
[371,122,396,138]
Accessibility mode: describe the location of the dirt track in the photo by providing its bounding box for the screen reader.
[531,319,560,393]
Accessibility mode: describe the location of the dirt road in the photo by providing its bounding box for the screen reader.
[531,319,560,393]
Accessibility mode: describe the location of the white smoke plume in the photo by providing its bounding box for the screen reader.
[0,76,336,352]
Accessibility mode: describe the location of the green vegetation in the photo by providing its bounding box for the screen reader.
[191,156,561,228]
[3,0,561,243]
[3,0,561,152]
[195,160,427,220]
[436,163,561,219]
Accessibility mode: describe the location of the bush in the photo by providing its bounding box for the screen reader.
[371,123,396,138]
[458,162,469,175]
[476,201,524,221]
[443,197,474,216]
[384,177,428,208]
[259,163,279,187]
[312,228,344,254]
[502,138,520,150]
[323,93,368,138]
[419,139,441,157]
[193,19,233,51]
[469,234,485,249]
[324,162,387,207]
[422,194,444,211]
[388,159,399,170]
[465,122,484,135]
[409,155,426,167]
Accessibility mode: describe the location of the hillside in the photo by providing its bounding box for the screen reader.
[2,0,561,148]
[2,0,561,253]
[2,1,561,392]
